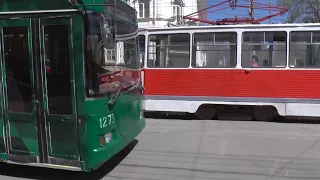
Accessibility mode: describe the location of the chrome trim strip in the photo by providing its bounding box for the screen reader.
[144,95,320,104]
[49,157,82,168]
[6,160,82,171]
[6,154,82,171]
[7,154,39,163]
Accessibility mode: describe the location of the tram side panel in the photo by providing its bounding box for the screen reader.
[141,27,320,119]
[144,69,320,116]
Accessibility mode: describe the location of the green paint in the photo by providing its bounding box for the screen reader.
[39,17,80,160]
[0,0,144,172]
[1,18,39,157]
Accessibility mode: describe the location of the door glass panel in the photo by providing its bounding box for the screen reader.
[4,27,32,113]
[43,25,72,115]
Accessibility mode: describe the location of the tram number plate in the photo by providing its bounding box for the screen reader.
[99,114,115,128]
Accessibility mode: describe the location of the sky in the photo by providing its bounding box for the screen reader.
[205,0,287,24]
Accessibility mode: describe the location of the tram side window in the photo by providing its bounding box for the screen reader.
[138,35,145,68]
[147,33,190,68]
[242,31,287,68]
[289,31,320,68]
[192,32,237,68]
[115,20,139,69]
[116,38,139,69]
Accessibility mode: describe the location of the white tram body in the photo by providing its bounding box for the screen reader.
[138,23,320,120]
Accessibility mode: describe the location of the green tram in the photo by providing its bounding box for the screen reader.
[0,0,145,172]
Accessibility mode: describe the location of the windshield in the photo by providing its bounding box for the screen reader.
[86,11,139,97]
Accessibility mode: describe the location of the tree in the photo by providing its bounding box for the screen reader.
[278,0,320,23]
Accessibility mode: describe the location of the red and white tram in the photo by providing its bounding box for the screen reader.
[138,24,320,120]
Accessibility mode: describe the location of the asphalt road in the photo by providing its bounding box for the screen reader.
[1,118,320,180]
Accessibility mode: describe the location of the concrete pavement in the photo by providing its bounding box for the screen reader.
[0,118,320,179]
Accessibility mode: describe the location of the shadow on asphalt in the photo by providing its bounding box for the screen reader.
[145,112,320,124]
[144,112,196,120]
[0,139,139,180]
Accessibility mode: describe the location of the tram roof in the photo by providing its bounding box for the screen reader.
[138,23,320,33]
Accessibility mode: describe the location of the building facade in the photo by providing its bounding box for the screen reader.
[125,0,206,28]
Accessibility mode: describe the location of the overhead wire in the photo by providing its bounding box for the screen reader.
[184,0,287,24]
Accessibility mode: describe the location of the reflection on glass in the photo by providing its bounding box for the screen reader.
[86,11,139,97]
[44,25,72,115]
[192,32,237,68]
[147,34,190,68]
[289,31,320,68]
[241,31,286,68]
[138,35,145,68]
[116,39,138,68]
[4,27,32,113]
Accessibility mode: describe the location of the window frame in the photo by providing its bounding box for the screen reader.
[138,34,146,68]
[191,31,238,68]
[138,3,145,18]
[241,30,288,68]
[146,33,191,69]
[289,30,320,69]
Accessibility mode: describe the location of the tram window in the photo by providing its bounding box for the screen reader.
[138,35,145,68]
[116,38,139,69]
[192,32,237,68]
[147,33,190,68]
[289,31,320,68]
[115,20,139,69]
[241,31,287,68]
[3,27,32,113]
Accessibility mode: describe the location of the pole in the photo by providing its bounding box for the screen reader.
[249,0,254,20]
[153,0,155,26]
[269,0,272,24]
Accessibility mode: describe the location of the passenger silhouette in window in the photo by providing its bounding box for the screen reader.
[251,55,259,67]
[263,60,269,67]
[218,59,224,67]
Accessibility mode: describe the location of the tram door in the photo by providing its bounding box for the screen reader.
[0,17,80,166]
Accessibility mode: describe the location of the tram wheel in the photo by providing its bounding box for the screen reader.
[253,106,276,121]
[195,105,216,120]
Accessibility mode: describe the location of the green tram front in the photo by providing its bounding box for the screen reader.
[0,0,145,172]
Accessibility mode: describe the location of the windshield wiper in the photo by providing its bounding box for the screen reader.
[107,82,144,110]
[107,86,122,110]
[126,82,144,92]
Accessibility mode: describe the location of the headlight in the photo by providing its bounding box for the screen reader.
[105,132,113,144]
